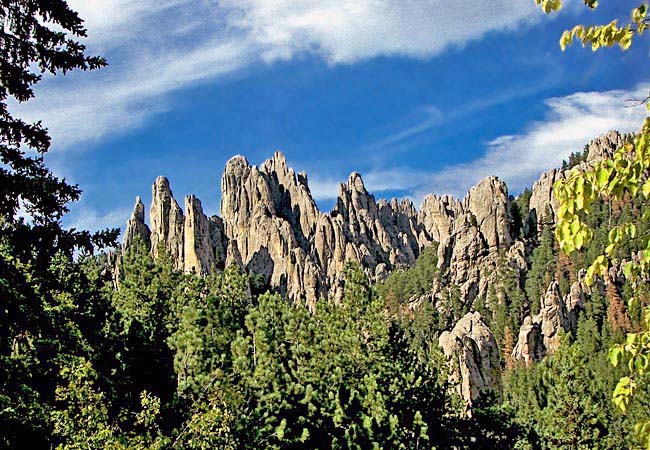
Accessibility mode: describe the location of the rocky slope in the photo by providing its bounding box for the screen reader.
[125,152,434,307]
[123,131,626,307]
[122,151,522,308]
[121,130,629,404]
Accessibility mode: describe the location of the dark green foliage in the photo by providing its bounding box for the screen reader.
[107,241,180,431]
[227,263,449,449]
[450,393,525,449]
[168,264,251,398]
[511,189,532,239]
[525,217,557,315]
[0,0,116,264]
[504,282,650,450]
[379,244,439,303]
[0,236,118,448]
[504,331,632,450]
[493,260,528,345]
[0,2,117,446]
[561,145,589,171]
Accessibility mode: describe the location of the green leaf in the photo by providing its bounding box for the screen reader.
[642,180,650,198]
[609,347,622,367]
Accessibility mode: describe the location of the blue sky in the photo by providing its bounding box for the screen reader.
[12,0,650,233]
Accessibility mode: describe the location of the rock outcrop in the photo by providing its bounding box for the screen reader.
[123,196,150,249]
[184,195,215,275]
[512,278,587,365]
[528,168,563,232]
[220,153,429,305]
[122,152,524,307]
[439,312,501,408]
[149,176,185,271]
[121,131,627,308]
[426,177,515,307]
[124,152,434,306]
[527,131,630,233]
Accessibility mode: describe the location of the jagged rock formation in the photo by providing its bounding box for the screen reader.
[439,312,501,408]
[124,152,433,306]
[418,194,461,243]
[123,196,150,249]
[184,195,214,275]
[527,131,630,234]
[120,131,628,310]
[512,278,587,365]
[509,131,631,364]
[586,130,629,163]
[220,153,432,305]
[528,168,563,231]
[149,176,185,270]
[425,176,516,307]
[121,153,522,307]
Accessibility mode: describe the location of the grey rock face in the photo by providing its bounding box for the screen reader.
[184,195,215,275]
[220,153,324,306]
[527,131,629,233]
[123,196,151,249]
[208,216,228,269]
[124,132,625,308]
[149,176,185,271]
[586,130,629,163]
[122,152,435,305]
[511,316,544,366]
[439,312,501,408]
[221,154,427,306]
[512,279,586,364]
[123,154,522,307]
[422,177,514,307]
[465,176,512,251]
[418,194,463,244]
[528,168,563,233]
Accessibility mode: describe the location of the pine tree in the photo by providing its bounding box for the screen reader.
[503,326,515,373]
[0,2,116,446]
[526,211,557,315]
[108,241,180,430]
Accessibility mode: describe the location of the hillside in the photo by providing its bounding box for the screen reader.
[105,129,650,447]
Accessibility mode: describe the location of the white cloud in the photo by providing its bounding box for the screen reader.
[222,0,539,64]
[17,36,257,148]
[305,176,341,201]
[307,167,428,202]
[65,205,132,233]
[412,85,650,201]
[296,85,649,205]
[12,0,543,150]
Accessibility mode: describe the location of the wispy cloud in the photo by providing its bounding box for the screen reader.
[363,71,564,158]
[65,205,132,233]
[307,85,649,206]
[411,84,650,201]
[306,177,341,201]
[11,0,542,150]
[293,84,649,206]
[223,0,539,64]
[213,83,649,211]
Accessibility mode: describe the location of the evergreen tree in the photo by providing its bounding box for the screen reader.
[108,241,180,432]
[226,263,450,449]
[0,2,116,446]
[168,264,251,399]
[525,212,557,315]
